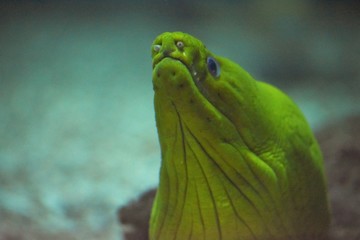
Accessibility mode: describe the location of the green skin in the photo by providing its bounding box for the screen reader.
[150,32,330,240]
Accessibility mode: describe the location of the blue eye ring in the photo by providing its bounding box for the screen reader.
[207,56,220,78]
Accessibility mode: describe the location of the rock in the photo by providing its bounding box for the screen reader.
[118,189,156,240]
[317,115,360,240]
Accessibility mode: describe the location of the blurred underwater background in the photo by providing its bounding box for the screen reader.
[0,0,359,239]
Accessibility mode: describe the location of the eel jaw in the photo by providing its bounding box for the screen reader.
[154,55,204,90]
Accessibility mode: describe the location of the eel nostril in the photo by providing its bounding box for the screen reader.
[153,44,161,52]
[162,49,174,56]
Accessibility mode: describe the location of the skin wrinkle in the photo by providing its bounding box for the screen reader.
[195,87,282,215]
[157,165,168,239]
[153,102,173,239]
[242,152,292,238]
[244,157,290,238]
[174,103,223,240]
[226,82,270,152]
[215,149,285,237]
[195,80,249,149]
[188,140,211,239]
[231,146,280,198]
[218,139,290,236]
[196,79,259,154]
[186,137,222,240]
[188,213,193,240]
[205,80,281,159]
[159,105,182,238]
[185,125,274,239]
[222,182,257,240]
[249,158,292,238]
[172,103,191,240]
[194,180,205,240]
[201,135,277,224]
[169,122,180,237]
[206,138,270,200]
[158,130,175,238]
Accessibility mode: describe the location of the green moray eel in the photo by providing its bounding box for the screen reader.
[149,32,330,240]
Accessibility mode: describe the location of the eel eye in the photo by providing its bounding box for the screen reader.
[207,57,220,78]
[176,41,184,49]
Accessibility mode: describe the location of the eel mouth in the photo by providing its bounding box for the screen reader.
[153,56,203,91]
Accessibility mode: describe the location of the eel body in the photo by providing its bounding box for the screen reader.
[149,32,330,240]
